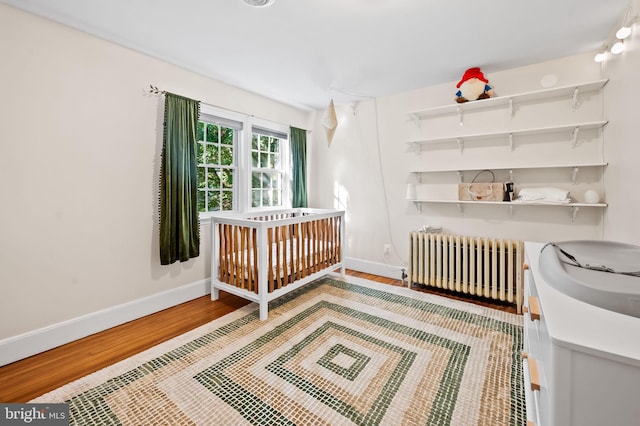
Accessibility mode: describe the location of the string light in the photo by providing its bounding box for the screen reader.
[593,7,636,62]
[611,41,625,55]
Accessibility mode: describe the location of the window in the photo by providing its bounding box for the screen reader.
[251,127,287,208]
[195,105,290,215]
[196,114,241,213]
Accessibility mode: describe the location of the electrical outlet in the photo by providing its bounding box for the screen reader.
[383,244,391,255]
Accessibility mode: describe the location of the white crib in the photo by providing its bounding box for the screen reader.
[210,208,345,320]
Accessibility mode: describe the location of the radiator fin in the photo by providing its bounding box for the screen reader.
[408,232,524,313]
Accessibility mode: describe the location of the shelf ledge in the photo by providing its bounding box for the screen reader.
[405,120,608,148]
[409,199,607,221]
[406,79,608,121]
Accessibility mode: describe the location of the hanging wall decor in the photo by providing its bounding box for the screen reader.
[321,99,338,146]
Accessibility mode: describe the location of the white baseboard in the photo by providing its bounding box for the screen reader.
[345,257,405,281]
[0,279,210,367]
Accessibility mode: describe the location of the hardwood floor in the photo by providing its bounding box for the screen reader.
[0,270,516,402]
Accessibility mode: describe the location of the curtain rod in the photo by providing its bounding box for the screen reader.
[148,84,311,133]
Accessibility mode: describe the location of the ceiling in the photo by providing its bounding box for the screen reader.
[1,0,631,110]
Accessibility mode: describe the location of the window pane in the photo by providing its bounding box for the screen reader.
[271,173,280,189]
[197,168,206,189]
[272,190,279,206]
[197,142,204,164]
[205,144,218,164]
[260,153,270,168]
[208,191,220,211]
[207,169,220,188]
[263,189,271,206]
[220,146,233,166]
[251,151,259,168]
[206,124,218,143]
[221,169,233,188]
[260,135,269,151]
[197,190,206,212]
[270,138,279,152]
[197,122,204,141]
[252,172,260,188]
[252,134,258,150]
[261,173,270,188]
[269,153,280,168]
[252,190,261,208]
[221,127,233,145]
[221,191,233,210]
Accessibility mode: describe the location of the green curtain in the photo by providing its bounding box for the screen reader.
[290,126,308,208]
[159,93,201,265]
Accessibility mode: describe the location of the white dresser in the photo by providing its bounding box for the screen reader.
[523,242,640,426]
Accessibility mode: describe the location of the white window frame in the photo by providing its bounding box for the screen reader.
[197,105,291,219]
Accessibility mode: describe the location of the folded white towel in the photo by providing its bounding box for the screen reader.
[515,187,571,203]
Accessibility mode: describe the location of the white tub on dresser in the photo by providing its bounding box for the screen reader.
[523,242,640,426]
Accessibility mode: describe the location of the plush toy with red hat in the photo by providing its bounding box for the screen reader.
[455,67,494,103]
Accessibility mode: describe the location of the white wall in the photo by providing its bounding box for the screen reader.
[310,50,640,274]
[602,7,640,244]
[0,4,311,342]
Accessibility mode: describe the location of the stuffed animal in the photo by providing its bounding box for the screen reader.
[455,67,494,103]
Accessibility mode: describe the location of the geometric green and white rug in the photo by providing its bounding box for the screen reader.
[32,275,525,425]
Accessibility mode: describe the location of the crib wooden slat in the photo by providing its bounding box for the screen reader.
[267,227,274,293]
[332,217,338,264]
[252,227,258,293]
[219,224,226,283]
[307,220,313,274]
[323,219,328,267]
[240,227,247,290]
[245,227,252,292]
[293,223,300,282]
[225,224,232,284]
[224,224,231,285]
[301,221,308,278]
[336,217,341,265]
[233,225,240,287]
[314,219,320,273]
[318,219,324,269]
[275,226,282,290]
[327,218,335,265]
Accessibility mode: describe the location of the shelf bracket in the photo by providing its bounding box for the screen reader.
[412,142,422,155]
[571,167,579,184]
[410,113,421,127]
[508,98,514,118]
[414,201,423,214]
[572,126,580,147]
[509,204,514,218]
[509,133,514,151]
[457,203,464,214]
[457,138,464,153]
[457,170,464,183]
[509,169,514,182]
[570,206,579,222]
[571,88,579,111]
[457,107,464,126]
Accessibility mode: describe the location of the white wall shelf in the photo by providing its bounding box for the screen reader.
[410,162,608,184]
[410,199,607,221]
[406,79,609,124]
[406,78,608,223]
[407,121,608,153]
